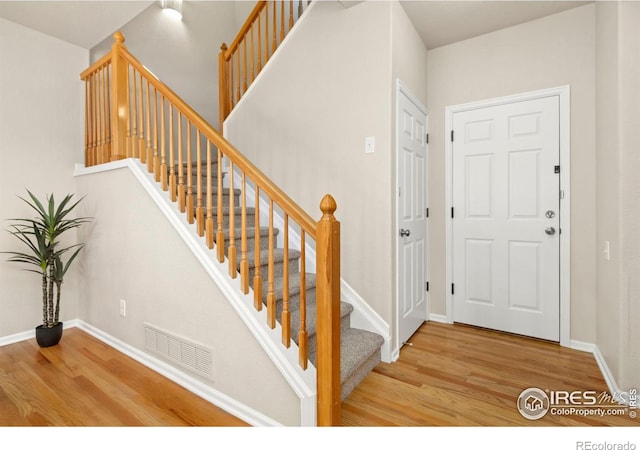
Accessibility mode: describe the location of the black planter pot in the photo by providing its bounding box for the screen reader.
[35,322,63,348]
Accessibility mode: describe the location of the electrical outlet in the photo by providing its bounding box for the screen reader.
[119,299,127,317]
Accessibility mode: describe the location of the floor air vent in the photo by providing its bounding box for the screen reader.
[144,323,213,380]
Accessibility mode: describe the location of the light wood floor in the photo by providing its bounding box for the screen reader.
[1,323,637,426]
[0,328,248,426]
[342,322,639,426]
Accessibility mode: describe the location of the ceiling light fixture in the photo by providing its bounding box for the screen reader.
[161,0,183,20]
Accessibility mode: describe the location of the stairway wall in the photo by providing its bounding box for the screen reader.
[90,1,240,129]
[224,1,396,334]
[74,165,301,425]
[0,17,87,338]
[595,1,640,391]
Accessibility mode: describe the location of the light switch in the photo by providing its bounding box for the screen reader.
[604,241,610,261]
[365,136,375,154]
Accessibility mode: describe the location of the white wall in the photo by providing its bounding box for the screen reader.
[74,166,301,425]
[596,1,640,391]
[90,1,239,129]
[0,18,87,337]
[617,2,640,390]
[427,4,597,343]
[224,2,396,327]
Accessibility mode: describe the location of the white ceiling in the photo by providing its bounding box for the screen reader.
[0,0,591,50]
[400,0,590,49]
[0,1,153,49]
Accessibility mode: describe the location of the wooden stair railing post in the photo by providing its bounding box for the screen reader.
[218,43,229,131]
[315,194,341,427]
[110,32,129,162]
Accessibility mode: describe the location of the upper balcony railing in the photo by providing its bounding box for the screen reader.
[218,0,310,129]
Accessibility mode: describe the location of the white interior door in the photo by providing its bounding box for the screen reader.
[397,84,428,345]
[452,95,560,341]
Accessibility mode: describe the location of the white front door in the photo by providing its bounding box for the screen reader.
[397,83,428,345]
[451,95,560,341]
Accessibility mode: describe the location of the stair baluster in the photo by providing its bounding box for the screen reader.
[196,130,204,236]
[137,72,145,162]
[240,173,250,293]
[145,79,153,172]
[177,112,186,213]
[253,186,263,311]
[206,140,215,249]
[186,122,195,224]
[169,104,176,201]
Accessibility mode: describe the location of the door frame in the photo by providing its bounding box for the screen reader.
[444,85,571,347]
[395,79,429,356]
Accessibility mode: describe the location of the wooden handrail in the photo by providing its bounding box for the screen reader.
[224,1,267,58]
[81,30,339,425]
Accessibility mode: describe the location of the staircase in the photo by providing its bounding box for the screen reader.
[81,5,386,422]
[187,160,384,400]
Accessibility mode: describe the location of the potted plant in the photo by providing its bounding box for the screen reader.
[3,191,90,347]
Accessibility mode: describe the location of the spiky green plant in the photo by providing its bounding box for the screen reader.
[3,191,90,328]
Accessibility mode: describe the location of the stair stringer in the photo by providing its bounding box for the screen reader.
[75,158,318,426]
[236,169,392,363]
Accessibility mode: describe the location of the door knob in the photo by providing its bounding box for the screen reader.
[545,227,556,236]
[400,229,411,237]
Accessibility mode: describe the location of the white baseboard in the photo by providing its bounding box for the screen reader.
[569,339,595,353]
[0,329,34,347]
[593,344,624,401]
[429,313,449,324]
[0,319,81,347]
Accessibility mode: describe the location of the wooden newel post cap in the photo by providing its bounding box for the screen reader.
[320,194,337,220]
[220,43,228,52]
[113,32,125,45]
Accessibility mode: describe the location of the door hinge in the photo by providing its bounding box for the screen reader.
[426,281,429,292]
[554,165,560,174]
[426,207,429,218]
[451,283,455,295]
[451,130,454,142]
[426,133,429,144]
[451,207,454,219]
[560,190,565,199]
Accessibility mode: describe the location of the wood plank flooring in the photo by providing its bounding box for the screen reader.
[0,328,248,426]
[341,322,639,426]
[1,323,637,427]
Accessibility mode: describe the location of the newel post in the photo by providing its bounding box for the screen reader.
[316,194,341,426]
[110,32,129,161]
[218,43,229,132]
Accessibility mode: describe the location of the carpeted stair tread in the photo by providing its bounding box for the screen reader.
[290,301,353,345]
[242,248,301,267]
[264,272,317,305]
[339,328,384,399]
[223,226,279,240]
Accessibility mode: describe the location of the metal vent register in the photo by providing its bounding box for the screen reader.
[144,323,213,379]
